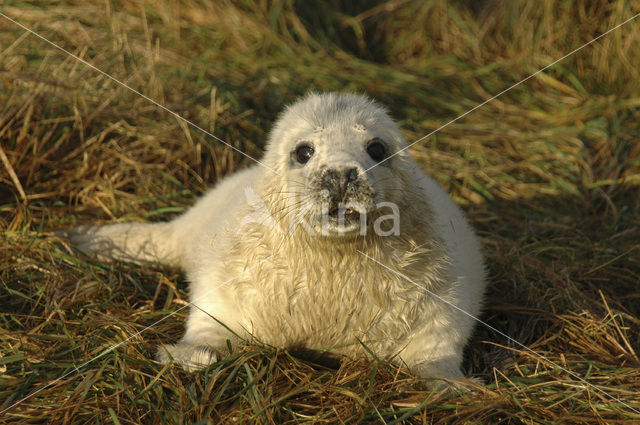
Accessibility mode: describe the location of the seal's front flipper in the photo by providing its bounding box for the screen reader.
[156,343,218,372]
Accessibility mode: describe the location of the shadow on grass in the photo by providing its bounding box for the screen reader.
[463,184,640,376]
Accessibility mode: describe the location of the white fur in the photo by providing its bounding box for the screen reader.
[61,93,486,380]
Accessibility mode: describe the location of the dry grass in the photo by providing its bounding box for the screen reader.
[1,0,639,423]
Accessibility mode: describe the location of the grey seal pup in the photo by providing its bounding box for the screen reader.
[61,92,486,381]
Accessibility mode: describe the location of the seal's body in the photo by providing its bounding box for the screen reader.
[64,93,486,380]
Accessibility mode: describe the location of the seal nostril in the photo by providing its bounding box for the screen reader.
[345,167,358,183]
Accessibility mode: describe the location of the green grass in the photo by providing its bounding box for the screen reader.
[1,0,639,423]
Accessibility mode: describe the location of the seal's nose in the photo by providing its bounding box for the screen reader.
[345,167,358,184]
[320,167,360,205]
[321,167,360,197]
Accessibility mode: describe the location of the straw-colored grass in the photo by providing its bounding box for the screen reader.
[1,0,639,423]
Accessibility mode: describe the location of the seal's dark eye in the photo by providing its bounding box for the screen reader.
[294,144,314,164]
[366,138,387,162]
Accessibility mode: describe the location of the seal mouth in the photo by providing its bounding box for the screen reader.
[319,205,372,235]
[327,206,361,222]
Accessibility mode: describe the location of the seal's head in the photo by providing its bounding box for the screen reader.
[264,92,415,237]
